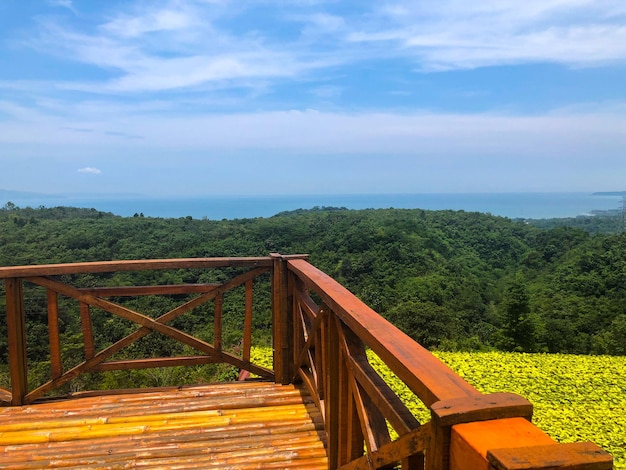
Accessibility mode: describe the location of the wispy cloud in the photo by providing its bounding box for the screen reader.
[47,0,78,15]
[348,1,626,70]
[21,0,626,101]
[104,130,143,140]
[77,167,102,174]
[29,1,335,94]
[99,6,197,38]
[63,127,96,133]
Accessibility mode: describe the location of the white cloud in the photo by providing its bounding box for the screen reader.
[100,6,197,38]
[77,167,102,174]
[24,0,626,100]
[349,0,626,70]
[30,2,335,94]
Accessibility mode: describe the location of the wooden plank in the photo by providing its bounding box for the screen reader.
[450,418,556,470]
[214,293,223,353]
[297,368,322,416]
[0,382,327,470]
[271,254,285,384]
[0,388,11,405]
[296,281,319,321]
[431,393,533,427]
[285,269,295,383]
[0,257,273,279]
[326,310,341,469]
[338,424,431,470]
[347,355,420,435]
[5,278,28,406]
[79,302,95,360]
[336,317,390,455]
[47,289,62,379]
[93,355,219,371]
[341,324,420,436]
[291,306,326,383]
[488,442,613,470]
[337,342,352,465]
[78,284,220,296]
[349,377,390,454]
[429,394,533,470]
[318,306,327,402]
[242,279,253,362]
[345,382,364,463]
[293,287,306,376]
[287,259,479,407]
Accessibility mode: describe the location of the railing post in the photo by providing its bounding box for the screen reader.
[271,253,292,385]
[428,393,534,470]
[5,278,28,406]
[326,310,340,469]
[427,394,612,470]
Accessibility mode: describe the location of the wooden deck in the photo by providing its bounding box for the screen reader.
[0,381,328,469]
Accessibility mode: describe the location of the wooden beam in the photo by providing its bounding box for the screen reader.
[5,278,28,406]
[79,302,95,360]
[0,257,273,279]
[78,284,220,297]
[326,310,341,469]
[213,293,223,353]
[93,356,219,371]
[47,289,62,380]
[430,393,534,470]
[450,418,557,470]
[338,424,431,470]
[242,279,253,363]
[488,442,613,470]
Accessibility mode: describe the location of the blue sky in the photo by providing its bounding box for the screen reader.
[1,0,625,196]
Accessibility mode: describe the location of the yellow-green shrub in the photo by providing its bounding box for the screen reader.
[251,347,625,468]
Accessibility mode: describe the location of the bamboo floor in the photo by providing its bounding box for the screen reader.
[0,381,328,469]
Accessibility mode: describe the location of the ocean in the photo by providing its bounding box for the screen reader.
[5,192,623,221]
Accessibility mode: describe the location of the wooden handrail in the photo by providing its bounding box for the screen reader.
[287,258,478,407]
[281,256,612,470]
[0,257,273,278]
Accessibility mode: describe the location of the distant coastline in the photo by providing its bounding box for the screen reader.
[2,191,623,221]
[592,191,626,196]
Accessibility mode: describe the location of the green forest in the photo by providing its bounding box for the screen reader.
[1,201,625,376]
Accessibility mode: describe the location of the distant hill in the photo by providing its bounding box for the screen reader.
[1,189,145,201]
[592,191,626,196]
[0,188,46,199]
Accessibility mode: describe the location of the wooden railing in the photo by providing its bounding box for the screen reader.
[0,255,613,470]
[0,258,275,406]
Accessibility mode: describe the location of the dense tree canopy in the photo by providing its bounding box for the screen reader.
[1,203,624,371]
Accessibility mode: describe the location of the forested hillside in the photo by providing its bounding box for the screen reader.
[1,203,624,360]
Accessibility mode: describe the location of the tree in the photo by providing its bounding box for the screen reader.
[385,300,461,349]
[502,274,540,352]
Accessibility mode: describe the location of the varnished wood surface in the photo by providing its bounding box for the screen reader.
[0,255,613,469]
[0,257,274,278]
[0,381,328,469]
[287,259,478,408]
